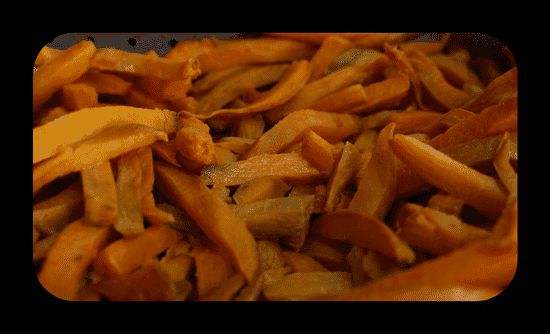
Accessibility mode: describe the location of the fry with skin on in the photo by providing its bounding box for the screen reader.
[33,40,96,113]
[390,133,507,219]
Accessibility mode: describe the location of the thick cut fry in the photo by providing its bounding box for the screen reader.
[312,210,416,264]
[231,195,314,244]
[174,117,217,166]
[314,235,516,301]
[200,153,328,186]
[194,64,290,116]
[348,123,397,220]
[257,239,286,273]
[300,236,350,271]
[114,150,144,237]
[324,142,362,212]
[462,67,518,113]
[232,176,291,205]
[429,92,518,150]
[390,134,507,219]
[395,202,491,255]
[33,105,178,165]
[196,37,315,73]
[281,250,329,273]
[301,129,337,172]
[233,267,291,301]
[427,192,465,217]
[33,180,84,235]
[33,40,96,113]
[346,245,368,286]
[262,271,353,301]
[308,35,355,82]
[194,243,234,298]
[37,218,115,301]
[94,223,183,279]
[91,47,201,81]
[153,160,258,283]
[199,274,246,301]
[150,140,181,167]
[61,83,98,111]
[347,70,411,114]
[35,106,70,126]
[240,109,361,160]
[81,160,118,227]
[74,71,133,95]
[35,45,64,67]
[406,49,472,110]
[264,55,391,123]
[33,123,168,197]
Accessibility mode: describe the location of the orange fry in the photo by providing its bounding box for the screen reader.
[347,70,411,113]
[462,67,518,113]
[308,35,355,82]
[390,134,507,219]
[33,40,96,113]
[81,160,118,227]
[114,149,144,237]
[324,142,362,212]
[406,49,472,110]
[307,84,368,113]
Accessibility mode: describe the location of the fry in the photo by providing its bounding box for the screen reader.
[390,133,507,219]
[200,153,328,186]
[33,105,178,165]
[91,47,201,81]
[281,250,329,273]
[494,132,518,201]
[262,271,353,301]
[74,71,133,96]
[429,92,518,149]
[234,114,266,140]
[150,140,181,167]
[163,38,214,61]
[196,37,315,73]
[174,117,217,166]
[257,239,286,272]
[395,202,491,255]
[60,83,98,110]
[184,60,310,120]
[33,180,84,235]
[190,65,250,95]
[240,109,361,160]
[35,45,64,67]
[33,40,96,113]
[194,243,234,298]
[307,84,368,113]
[462,67,518,113]
[199,274,245,301]
[308,35,355,82]
[405,49,472,110]
[37,218,115,301]
[153,160,259,283]
[301,129,338,172]
[324,142,362,212]
[193,64,290,116]
[429,53,485,89]
[124,87,169,110]
[81,160,118,227]
[300,236,350,271]
[264,54,391,123]
[232,176,291,205]
[114,149,144,237]
[347,123,397,220]
[33,123,168,197]
[93,223,184,279]
[312,210,416,264]
[426,192,465,217]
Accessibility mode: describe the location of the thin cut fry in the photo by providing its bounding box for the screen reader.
[240,109,361,160]
[37,218,115,301]
[324,142,362,212]
[196,37,315,73]
[199,274,245,301]
[184,60,310,120]
[494,132,518,201]
[33,40,96,113]
[281,250,329,273]
[74,71,133,95]
[405,49,472,110]
[91,47,201,81]
[150,140,181,167]
[81,160,118,227]
[153,160,259,283]
[395,202,491,255]
[429,53,485,89]
[33,105,178,165]
[312,210,416,264]
[234,114,266,140]
[308,35,355,82]
[233,267,291,301]
[191,65,250,95]
[429,92,518,150]
[301,129,338,172]
[262,271,353,301]
[264,54,391,123]
[307,84,368,113]
[462,67,518,113]
[390,133,507,219]
[33,123,168,197]
[200,153,328,186]
[174,117,217,166]
[232,176,291,205]
[163,38,214,61]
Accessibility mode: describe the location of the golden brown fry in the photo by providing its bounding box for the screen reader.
[462,67,517,113]
[300,129,338,172]
[324,142,362,212]
[61,83,98,111]
[308,35,355,82]
[114,149,144,237]
[33,40,96,113]
[74,71,133,96]
[232,176,291,205]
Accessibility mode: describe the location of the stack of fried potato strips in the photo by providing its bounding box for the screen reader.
[33,33,519,301]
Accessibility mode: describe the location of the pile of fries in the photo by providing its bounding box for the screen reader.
[33,32,519,301]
